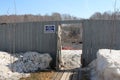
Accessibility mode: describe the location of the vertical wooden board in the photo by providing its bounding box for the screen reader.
[0,26,4,50]
[78,69,81,80]
[4,24,10,51]
[83,20,93,65]
[56,25,62,70]
[14,23,19,52]
[115,21,120,49]
[7,24,12,53]
[25,23,32,51]
[34,22,38,51]
[37,22,43,52]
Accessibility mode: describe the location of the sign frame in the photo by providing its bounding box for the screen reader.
[44,25,56,33]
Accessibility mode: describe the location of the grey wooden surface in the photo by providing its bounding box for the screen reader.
[0,22,58,67]
[82,20,120,66]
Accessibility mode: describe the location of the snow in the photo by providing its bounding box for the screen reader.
[60,50,82,70]
[89,49,120,80]
[12,52,52,72]
[0,51,52,80]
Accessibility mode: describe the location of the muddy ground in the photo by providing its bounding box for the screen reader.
[20,71,55,80]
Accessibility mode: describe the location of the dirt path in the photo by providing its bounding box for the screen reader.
[20,71,55,80]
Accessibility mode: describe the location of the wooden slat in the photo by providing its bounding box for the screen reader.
[65,71,73,80]
[60,70,74,80]
[54,71,64,80]
[78,69,81,80]
[52,72,59,80]
[71,70,78,80]
[52,70,80,80]
[60,72,69,80]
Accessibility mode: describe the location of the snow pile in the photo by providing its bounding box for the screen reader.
[61,50,82,70]
[12,52,52,72]
[0,51,52,80]
[0,52,18,65]
[0,51,29,80]
[89,49,120,80]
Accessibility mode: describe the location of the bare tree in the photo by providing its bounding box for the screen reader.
[90,11,120,20]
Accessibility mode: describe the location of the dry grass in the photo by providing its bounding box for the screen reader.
[20,71,55,80]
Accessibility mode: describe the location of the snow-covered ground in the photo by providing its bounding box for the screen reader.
[0,51,52,80]
[60,50,82,70]
[89,49,120,80]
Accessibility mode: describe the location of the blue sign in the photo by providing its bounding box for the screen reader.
[44,25,55,33]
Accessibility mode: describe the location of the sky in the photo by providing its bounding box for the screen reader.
[0,0,120,18]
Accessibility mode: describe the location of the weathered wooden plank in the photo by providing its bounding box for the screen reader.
[82,20,120,66]
[78,69,81,80]
[54,71,64,80]
[65,71,73,80]
[52,72,59,80]
[71,70,78,80]
[60,72,68,80]
[81,68,90,80]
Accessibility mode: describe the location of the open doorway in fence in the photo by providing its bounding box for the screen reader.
[59,23,83,70]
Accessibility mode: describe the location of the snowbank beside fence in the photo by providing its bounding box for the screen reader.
[0,51,52,80]
[61,50,82,70]
[12,52,52,72]
[89,49,120,80]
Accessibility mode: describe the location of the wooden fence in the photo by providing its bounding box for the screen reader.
[82,20,120,66]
